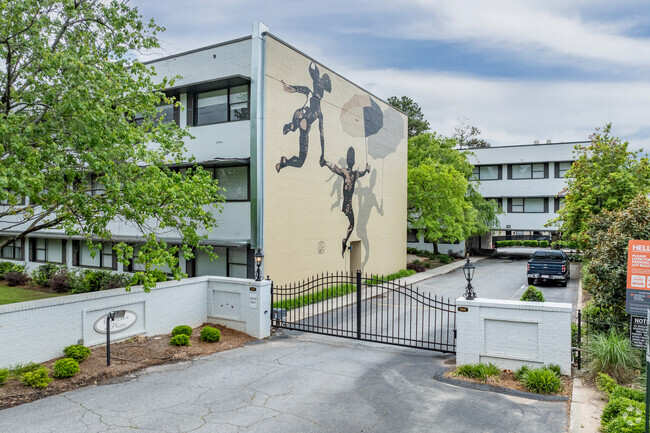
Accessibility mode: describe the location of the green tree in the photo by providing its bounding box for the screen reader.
[387,96,430,138]
[407,133,500,254]
[0,0,222,290]
[552,124,650,248]
[453,118,490,149]
[583,194,650,321]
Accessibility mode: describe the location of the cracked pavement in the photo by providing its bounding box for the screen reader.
[1,330,568,432]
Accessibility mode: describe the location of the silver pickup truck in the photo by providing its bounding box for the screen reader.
[526,250,570,287]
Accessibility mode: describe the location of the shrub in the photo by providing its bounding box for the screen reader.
[200,326,221,343]
[539,240,549,247]
[438,254,451,264]
[406,263,426,272]
[0,368,9,385]
[582,299,628,332]
[520,285,545,302]
[587,330,640,382]
[32,263,62,287]
[21,367,52,389]
[0,261,25,279]
[49,269,72,293]
[172,325,193,337]
[514,365,531,381]
[597,373,619,396]
[546,363,561,377]
[68,269,132,294]
[604,414,645,433]
[601,396,645,425]
[454,363,500,382]
[53,358,80,378]
[611,386,646,403]
[64,344,91,362]
[5,271,29,286]
[170,334,191,346]
[412,259,420,264]
[10,362,41,378]
[521,367,562,394]
[130,269,168,286]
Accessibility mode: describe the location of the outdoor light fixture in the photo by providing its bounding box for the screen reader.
[462,255,477,300]
[254,249,264,281]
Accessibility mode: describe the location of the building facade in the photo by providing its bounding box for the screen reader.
[0,24,408,285]
[468,141,585,243]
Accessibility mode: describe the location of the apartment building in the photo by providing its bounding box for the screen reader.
[0,23,408,285]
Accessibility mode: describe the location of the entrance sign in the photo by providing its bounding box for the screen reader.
[93,310,137,334]
[625,240,650,315]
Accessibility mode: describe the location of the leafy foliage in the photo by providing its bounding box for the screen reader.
[597,372,619,396]
[582,194,650,316]
[387,96,430,138]
[551,124,650,248]
[171,325,193,337]
[32,263,63,287]
[169,334,191,346]
[0,368,8,386]
[21,367,52,389]
[53,358,80,379]
[5,271,29,286]
[587,330,641,382]
[0,262,25,279]
[407,133,500,254]
[521,367,562,394]
[272,283,356,311]
[9,362,42,378]
[63,345,91,362]
[454,363,500,382]
[520,285,545,302]
[0,0,224,291]
[200,326,221,343]
[453,118,490,149]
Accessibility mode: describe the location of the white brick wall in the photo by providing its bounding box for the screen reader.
[0,277,271,367]
[456,297,571,374]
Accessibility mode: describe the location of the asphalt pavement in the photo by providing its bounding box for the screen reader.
[1,330,569,433]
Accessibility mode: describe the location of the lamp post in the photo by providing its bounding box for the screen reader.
[462,256,476,300]
[254,249,264,281]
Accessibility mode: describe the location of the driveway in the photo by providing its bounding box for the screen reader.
[2,330,568,432]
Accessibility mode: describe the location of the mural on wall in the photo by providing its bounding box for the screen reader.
[275,62,331,172]
[323,147,369,257]
[275,61,403,264]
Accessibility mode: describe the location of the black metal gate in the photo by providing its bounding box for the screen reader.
[271,270,456,353]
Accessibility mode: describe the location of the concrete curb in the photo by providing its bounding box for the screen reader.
[433,370,569,402]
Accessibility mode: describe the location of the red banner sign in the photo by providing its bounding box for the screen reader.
[628,240,650,290]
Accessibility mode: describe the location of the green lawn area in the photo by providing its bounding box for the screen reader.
[0,284,62,305]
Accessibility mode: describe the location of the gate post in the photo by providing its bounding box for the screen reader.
[356,270,362,340]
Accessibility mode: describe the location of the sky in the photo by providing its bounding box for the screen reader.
[131,0,650,153]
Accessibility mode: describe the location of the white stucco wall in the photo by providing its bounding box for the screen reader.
[456,297,572,374]
[0,276,270,367]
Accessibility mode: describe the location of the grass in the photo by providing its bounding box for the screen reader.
[587,329,641,382]
[366,269,416,286]
[0,284,62,305]
[273,283,356,311]
[454,363,501,382]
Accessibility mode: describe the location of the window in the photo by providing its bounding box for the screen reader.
[0,238,23,260]
[155,103,175,125]
[554,197,566,212]
[86,176,105,196]
[0,191,25,205]
[205,166,249,201]
[472,165,501,181]
[228,247,248,278]
[508,198,548,213]
[73,241,116,269]
[193,85,249,126]
[509,163,548,179]
[407,229,418,243]
[30,238,65,263]
[555,162,572,178]
[485,197,503,210]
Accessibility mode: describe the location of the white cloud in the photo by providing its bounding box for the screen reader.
[343,67,650,151]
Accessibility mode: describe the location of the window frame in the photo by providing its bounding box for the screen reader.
[472,165,502,181]
[0,238,24,260]
[29,238,66,264]
[555,161,572,178]
[508,163,549,180]
[204,165,250,202]
[407,229,418,243]
[190,84,250,127]
[508,197,549,213]
[72,240,117,270]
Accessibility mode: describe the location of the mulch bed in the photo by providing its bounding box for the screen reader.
[0,324,254,410]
